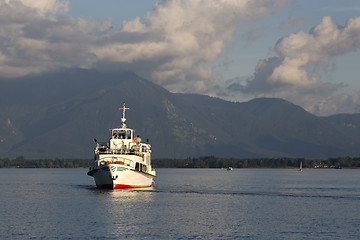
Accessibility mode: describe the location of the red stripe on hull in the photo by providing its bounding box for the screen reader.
[98,184,151,189]
[114,184,152,189]
[114,184,135,189]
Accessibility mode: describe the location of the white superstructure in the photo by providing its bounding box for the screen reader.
[87,103,156,189]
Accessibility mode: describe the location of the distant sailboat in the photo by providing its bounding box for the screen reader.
[299,161,303,171]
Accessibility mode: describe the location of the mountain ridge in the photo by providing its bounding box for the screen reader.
[1,69,359,159]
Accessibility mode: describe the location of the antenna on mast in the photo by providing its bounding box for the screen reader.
[119,103,129,128]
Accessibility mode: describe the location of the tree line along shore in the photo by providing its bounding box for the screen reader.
[0,156,359,168]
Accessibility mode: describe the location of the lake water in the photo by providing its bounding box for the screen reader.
[0,168,359,239]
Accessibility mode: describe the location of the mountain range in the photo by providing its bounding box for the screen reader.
[1,68,359,159]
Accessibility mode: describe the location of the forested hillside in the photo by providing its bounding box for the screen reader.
[1,69,360,159]
[1,156,359,169]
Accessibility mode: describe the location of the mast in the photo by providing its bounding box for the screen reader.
[119,103,129,128]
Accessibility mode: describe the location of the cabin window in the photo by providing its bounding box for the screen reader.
[112,130,132,139]
[119,130,126,139]
[135,162,147,173]
[112,130,118,139]
[126,130,132,139]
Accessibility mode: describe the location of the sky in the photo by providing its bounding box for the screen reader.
[1,0,360,116]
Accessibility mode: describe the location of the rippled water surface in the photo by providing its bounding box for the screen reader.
[1,168,359,239]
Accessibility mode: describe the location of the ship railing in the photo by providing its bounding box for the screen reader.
[96,148,145,157]
[98,156,135,168]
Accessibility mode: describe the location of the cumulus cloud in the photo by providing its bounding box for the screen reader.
[0,0,286,93]
[4,0,359,115]
[0,0,94,77]
[91,0,288,93]
[18,0,69,14]
[229,16,360,115]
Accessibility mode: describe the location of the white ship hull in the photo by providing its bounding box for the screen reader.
[89,163,155,189]
[88,103,156,189]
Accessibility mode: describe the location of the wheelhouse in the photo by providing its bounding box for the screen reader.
[112,129,134,140]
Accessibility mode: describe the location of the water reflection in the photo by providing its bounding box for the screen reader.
[84,186,157,238]
[88,186,155,202]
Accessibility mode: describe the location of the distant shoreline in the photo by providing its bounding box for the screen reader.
[1,156,359,169]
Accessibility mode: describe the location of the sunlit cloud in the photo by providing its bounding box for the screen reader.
[1,0,360,115]
[227,16,360,115]
[0,0,287,93]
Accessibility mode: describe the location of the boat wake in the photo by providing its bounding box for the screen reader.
[153,188,360,200]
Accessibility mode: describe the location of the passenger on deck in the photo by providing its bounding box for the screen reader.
[136,135,142,150]
[130,146,135,154]
[123,145,129,154]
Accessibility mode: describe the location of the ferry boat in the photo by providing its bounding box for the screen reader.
[87,103,156,189]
